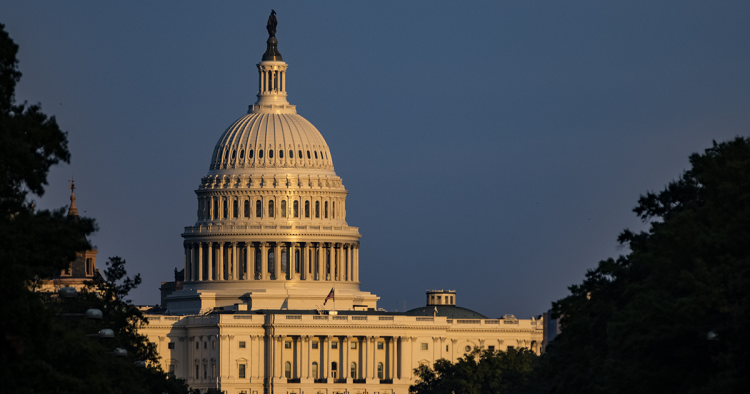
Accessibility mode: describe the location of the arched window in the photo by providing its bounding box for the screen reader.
[269,149,274,159]
[256,200,262,218]
[351,362,357,379]
[232,200,238,218]
[281,200,287,218]
[293,200,299,218]
[298,150,302,159]
[324,201,328,218]
[223,199,228,219]
[259,149,264,158]
[240,150,244,159]
[295,250,300,273]
[281,249,288,278]
[268,200,275,218]
[332,201,336,219]
[213,199,219,220]
[255,247,262,279]
[307,150,311,159]
[231,150,236,160]
[314,151,318,159]
[331,362,338,379]
[268,250,275,275]
[315,201,320,218]
[289,150,293,158]
[244,200,250,218]
[312,362,318,379]
[279,150,283,158]
[305,201,310,218]
[284,361,291,378]
[377,362,383,379]
[249,149,254,158]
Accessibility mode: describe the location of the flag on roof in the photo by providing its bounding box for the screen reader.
[324,288,334,306]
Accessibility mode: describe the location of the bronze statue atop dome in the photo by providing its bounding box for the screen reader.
[262,10,282,61]
[267,10,277,37]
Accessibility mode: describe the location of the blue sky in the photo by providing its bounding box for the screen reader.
[4,1,749,318]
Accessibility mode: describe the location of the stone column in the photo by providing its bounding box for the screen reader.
[373,336,379,379]
[207,242,213,281]
[218,242,224,280]
[318,243,325,281]
[326,336,332,379]
[291,243,299,280]
[197,243,203,281]
[279,336,285,379]
[232,242,238,280]
[363,336,369,380]
[184,244,189,281]
[274,242,281,280]
[261,243,268,280]
[244,243,250,280]
[391,337,396,380]
[354,245,360,282]
[302,242,309,280]
[343,336,350,382]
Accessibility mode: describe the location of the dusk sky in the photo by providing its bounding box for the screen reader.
[4,1,749,318]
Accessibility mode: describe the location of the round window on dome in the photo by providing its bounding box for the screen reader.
[259,150,264,159]
[240,150,244,159]
[298,150,302,159]
[307,150,311,159]
[314,151,318,159]
[465,346,471,352]
[249,149,254,159]
[269,150,274,159]
[279,150,284,159]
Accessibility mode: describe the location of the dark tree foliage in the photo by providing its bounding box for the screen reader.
[535,137,750,393]
[409,347,538,394]
[0,23,188,393]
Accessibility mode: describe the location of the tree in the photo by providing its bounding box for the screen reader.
[536,137,750,393]
[410,347,538,394]
[0,23,188,393]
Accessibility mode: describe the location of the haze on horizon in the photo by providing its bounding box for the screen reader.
[3,1,749,318]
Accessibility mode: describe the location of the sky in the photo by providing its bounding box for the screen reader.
[3,1,749,318]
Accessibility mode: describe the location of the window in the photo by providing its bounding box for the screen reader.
[312,341,319,349]
[289,150,293,158]
[446,345,449,352]
[421,343,428,350]
[331,362,338,379]
[240,150,244,159]
[168,342,175,349]
[85,258,93,275]
[239,364,246,379]
[285,361,291,378]
[204,363,207,379]
[213,199,219,219]
[239,341,246,349]
[196,342,199,349]
[351,341,357,349]
[332,341,338,349]
[285,341,291,349]
[298,150,302,158]
[204,342,207,349]
[351,362,357,379]
[465,345,471,352]
[315,201,320,218]
[279,150,283,158]
[269,149,274,158]
[268,200,275,217]
[244,200,250,217]
[488,346,495,352]
[281,200,287,217]
[307,150,311,159]
[293,200,299,217]
[259,149,264,158]
[169,364,175,377]
[268,250,275,274]
[377,342,384,350]
[305,201,310,218]
[324,201,328,218]
[212,362,216,378]
[63,264,71,276]
[255,200,262,217]
[223,199,228,218]
[249,149,254,158]
[233,200,238,218]
[212,341,216,349]
[377,362,383,379]
[312,362,319,379]
[195,365,199,379]
[332,202,335,219]
[232,150,236,159]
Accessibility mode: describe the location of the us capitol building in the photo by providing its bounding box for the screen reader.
[140,12,543,394]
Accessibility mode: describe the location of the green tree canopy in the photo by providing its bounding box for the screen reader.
[536,137,750,393]
[410,347,537,394]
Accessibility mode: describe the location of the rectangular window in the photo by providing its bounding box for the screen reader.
[312,341,319,349]
[350,341,357,349]
[421,343,428,350]
[239,364,246,379]
[377,342,384,350]
[446,345,449,352]
[488,346,495,352]
[195,365,199,379]
[196,342,199,349]
[204,342,207,349]
[332,341,338,349]
[212,363,216,378]
[168,342,175,349]
[212,341,216,349]
[169,364,175,377]
[239,341,246,349]
[285,341,291,349]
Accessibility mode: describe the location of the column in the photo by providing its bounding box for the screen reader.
[274,242,281,280]
[303,335,310,380]
[218,242,224,280]
[197,243,203,281]
[279,336,285,379]
[336,244,342,281]
[363,336,369,380]
[232,242,238,280]
[318,243,325,281]
[354,245,360,282]
[261,243,268,280]
[184,244,189,281]
[302,242,309,280]
[391,337,396,380]
[207,242,213,281]
[343,336,349,382]
[243,243,249,280]
[282,70,286,93]
[326,336,332,379]
[292,243,299,280]
[372,336,379,380]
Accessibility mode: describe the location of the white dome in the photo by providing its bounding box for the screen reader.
[210,111,333,172]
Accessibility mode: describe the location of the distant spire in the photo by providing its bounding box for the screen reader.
[262,10,283,61]
[68,178,79,217]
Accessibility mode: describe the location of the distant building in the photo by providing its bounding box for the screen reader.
[139,13,543,394]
